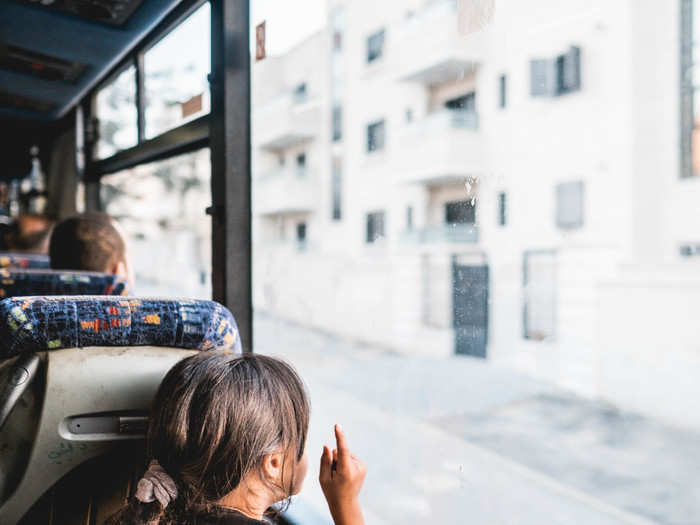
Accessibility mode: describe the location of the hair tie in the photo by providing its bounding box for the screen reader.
[135,460,179,509]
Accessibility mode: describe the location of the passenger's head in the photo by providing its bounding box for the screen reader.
[5,213,53,254]
[110,353,310,523]
[49,212,129,279]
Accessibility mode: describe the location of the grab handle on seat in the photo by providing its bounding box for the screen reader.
[0,353,40,432]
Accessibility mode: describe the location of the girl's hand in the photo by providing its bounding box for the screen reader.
[319,424,366,525]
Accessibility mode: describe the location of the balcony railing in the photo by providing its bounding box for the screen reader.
[254,167,317,215]
[253,91,321,151]
[395,0,485,85]
[406,109,478,134]
[396,109,484,184]
[401,223,479,244]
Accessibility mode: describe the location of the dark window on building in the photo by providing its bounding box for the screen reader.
[530,46,580,97]
[681,0,696,177]
[366,119,385,153]
[332,158,342,221]
[523,250,557,341]
[557,46,581,95]
[445,200,476,225]
[296,222,307,250]
[293,83,307,103]
[406,108,413,122]
[498,192,507,226]
[333,31,343,51]
[555,180,584,229]
[332,105,342,142]
[331,7,345,53]
[296,152,306,168]
[499,74,507,108]
[278,154,285,166]
[406,206,413,229]
[445,92,476,112]
[366,211,385,243]
[367,29,385,63]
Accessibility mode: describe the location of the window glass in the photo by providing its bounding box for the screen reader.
[365,210,385,243]
[366,29,385,63]
[445,200,475,224]
[101,149,211,298]
[498,191,507,226]
[144,2,210,138]
[555,180,584,229]
[331,157,342,220]
[366,119,385,152]
[332,105,343,141]
[499,74,507,108]
[95,66,137,158]
[251,1,698,523]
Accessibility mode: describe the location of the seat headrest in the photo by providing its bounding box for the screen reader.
[0,296,241,359]
[0,252,50,270]
[0,269,129,298]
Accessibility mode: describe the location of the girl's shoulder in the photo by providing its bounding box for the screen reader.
[190,507,269,525]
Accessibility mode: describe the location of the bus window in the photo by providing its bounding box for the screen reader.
[101,149,211,298]
[95,65,137,159]
[144,2,211,138]
[250,0,699,523]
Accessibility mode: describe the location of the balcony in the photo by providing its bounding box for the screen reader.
[254,168,318,216]
[396,110,485,185]
[395,0,486,85]
[401,224,479,244]
[253,91,321,151]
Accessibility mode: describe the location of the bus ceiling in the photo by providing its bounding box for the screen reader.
[0,0,190,123]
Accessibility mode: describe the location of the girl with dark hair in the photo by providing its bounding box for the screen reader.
[107,352,366,525]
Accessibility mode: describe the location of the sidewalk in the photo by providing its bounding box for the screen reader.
[255,314,699,525]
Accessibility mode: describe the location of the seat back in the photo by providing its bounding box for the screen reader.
[0,269,129,298]
[0,253,50,270]
[0,296,241,524]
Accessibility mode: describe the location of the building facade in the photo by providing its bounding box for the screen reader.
[252,0,700,430]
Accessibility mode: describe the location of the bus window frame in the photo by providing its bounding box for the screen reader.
[80,0,252,352]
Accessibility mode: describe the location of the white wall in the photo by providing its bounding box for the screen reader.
[250,0,700,429]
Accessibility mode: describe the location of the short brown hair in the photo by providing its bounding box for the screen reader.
[6,213,53,253]
[49,212,126,272]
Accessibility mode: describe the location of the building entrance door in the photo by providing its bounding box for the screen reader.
[452,255,489,357]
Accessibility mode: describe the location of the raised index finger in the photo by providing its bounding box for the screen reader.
[334,423,350,460]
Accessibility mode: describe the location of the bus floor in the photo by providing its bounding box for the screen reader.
[256,313,698,525]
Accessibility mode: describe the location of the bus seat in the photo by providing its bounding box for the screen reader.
[0,296,241,524]
[0,269,129,298]
[0,253,50,270]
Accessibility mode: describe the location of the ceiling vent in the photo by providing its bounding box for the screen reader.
[16,0,145,27]
[0,44,87,83]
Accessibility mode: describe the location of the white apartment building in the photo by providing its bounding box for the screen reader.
[252,0,700,430]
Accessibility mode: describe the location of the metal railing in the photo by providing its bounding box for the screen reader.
[401,223,479,244]
[404,109,479,135]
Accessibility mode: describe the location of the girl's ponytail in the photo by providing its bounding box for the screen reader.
[106,460,178,525]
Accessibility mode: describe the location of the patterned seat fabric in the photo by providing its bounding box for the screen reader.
[0,296,241,359]
[0,269,129,298]
[0,252,50,270]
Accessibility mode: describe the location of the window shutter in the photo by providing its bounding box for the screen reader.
[530,59,555,97]
[556,181,584,229]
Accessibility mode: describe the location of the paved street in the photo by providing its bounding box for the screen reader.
[254,314,700,525]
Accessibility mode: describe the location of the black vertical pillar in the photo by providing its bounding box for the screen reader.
[209,0,252,351]
[81,95,101,212]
